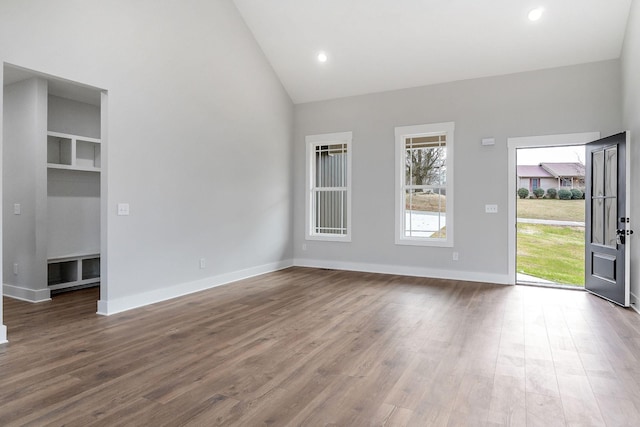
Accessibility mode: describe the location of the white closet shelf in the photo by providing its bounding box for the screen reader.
[47,131,101,143]
[48,252,100,262]
[47,131,101,172]
[47,163,100,172]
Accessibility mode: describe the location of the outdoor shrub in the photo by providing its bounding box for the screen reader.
[546,188,557,199]
[570,188,583,199]
[533,188,545,199]
[517,188,529,199]
[558,189,572,200]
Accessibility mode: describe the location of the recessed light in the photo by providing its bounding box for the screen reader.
[528,7,544,21]
[317,52,328,63]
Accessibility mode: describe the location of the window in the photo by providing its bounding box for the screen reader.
[305,132,352,241]
[532,178,540,190]
[395,122,454,247]
[560,177,572,187]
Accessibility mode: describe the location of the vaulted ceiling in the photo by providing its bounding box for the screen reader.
[233,0,633,104]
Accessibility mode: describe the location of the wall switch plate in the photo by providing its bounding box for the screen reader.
[302,244,307,251]
[485,204,498,213]
[117,203,130,216]
[13,203,20,215]
[13,263,18,275]
[452,252,459,261]
[199,258,206,269]
[481,138,495,146]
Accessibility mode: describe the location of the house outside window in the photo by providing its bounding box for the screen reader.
[305,132,352,242]
[395,122,454,247]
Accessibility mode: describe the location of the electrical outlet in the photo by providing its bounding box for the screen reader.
[452,252,459,261]
[199,258,206,269]
[13,203,21,215]
[302,244,307,251]
[485,204,498,214]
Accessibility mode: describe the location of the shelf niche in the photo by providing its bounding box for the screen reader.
[46,131,101,172]
[47,254,100,292]
[47,134,72,166]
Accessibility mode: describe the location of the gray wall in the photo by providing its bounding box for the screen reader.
[48,95,100,139]
[622,0,640,305]
[2,78,48,296]
[47,169,100,258]
[0,0,293,319]
[293,60,622,280]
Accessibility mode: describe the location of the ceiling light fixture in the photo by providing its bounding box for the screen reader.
[528,7,544,21]
[317,52,328,63]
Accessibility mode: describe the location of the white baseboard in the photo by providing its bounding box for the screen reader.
[97,259,294,316]
[293,258,510,285]
[0,324,7,344]
[630,292,640,315]
[3,283,51,303]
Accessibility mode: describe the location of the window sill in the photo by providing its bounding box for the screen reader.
[395,237,452,248]
[306,234,352,243]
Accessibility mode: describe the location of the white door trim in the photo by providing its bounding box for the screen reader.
[506,132,601,285]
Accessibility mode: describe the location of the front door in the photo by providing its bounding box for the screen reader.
[585,132,632,306]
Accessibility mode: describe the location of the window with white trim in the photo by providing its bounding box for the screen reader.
[306,132,352,241]
[395,122,454,247]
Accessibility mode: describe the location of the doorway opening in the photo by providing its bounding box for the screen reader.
[507,132,600,289]
[2,63,108,339]
[516,145,586,288]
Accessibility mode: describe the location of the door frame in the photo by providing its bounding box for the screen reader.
[0,63,109,343]
[506,132,600,285]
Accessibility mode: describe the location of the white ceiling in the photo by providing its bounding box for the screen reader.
[233,0,633,104]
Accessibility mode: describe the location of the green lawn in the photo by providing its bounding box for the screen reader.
[517,223,585,286]
[517,198,585,222]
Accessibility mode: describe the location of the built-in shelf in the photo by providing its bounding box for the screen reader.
[47,131,101,172]
[48,253,100,291]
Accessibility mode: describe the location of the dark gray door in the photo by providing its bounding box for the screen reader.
[585,132,631,306]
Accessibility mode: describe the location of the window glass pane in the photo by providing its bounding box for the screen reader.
[592,150,604,197]
[307,132,351,240]
[315,144,346,188]
[404,188,446,238]
[396,122,453,246]
[605,198,617,247]
[405,137,446,186]
[592,198,603,245]
[605,147,617,197]
[314,190,346,235]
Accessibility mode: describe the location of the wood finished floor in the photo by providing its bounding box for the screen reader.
[2,267,640,426]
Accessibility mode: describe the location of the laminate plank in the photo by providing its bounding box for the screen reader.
[407,401,451,426]
[1,267,640,425]
[526,392,566,427]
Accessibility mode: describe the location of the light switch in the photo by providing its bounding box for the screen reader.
[117,203,130,216]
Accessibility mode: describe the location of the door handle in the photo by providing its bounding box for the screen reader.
[616,229,634,245]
